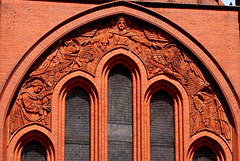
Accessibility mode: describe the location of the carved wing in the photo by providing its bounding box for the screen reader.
[143,29,169,42]
[130,23,145,38]
[30,45,61,77]
[76,28,98,45]
[215,99,231,140]
[79,23,112,45]
[73,26,98,44]
[183,53,205,80]
[72,24,98,38]
[81,29,98,37]
[97,22,112,36]
[152,50,167,65]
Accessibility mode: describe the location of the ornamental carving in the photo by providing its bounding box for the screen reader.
[9,15,231,143]
[9,78,52,134]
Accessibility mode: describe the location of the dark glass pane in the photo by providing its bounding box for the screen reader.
[21,140,47,161]
[193,146,217,161]
[65,87,90,161]
[150,90,174,161]
[108,64,133,161]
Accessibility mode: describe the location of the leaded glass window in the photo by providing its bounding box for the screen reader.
[21,140,47,161]
[193,146,217,161]
[150,90,175,161]
[108,64,133,161]
[65,87,90,161]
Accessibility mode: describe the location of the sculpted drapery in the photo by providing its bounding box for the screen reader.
[9,15,231,144]
[9,78,52,134]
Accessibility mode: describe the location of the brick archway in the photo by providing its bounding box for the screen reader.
[1,1,239,160]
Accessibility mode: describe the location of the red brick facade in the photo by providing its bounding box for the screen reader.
[0,0,239,160]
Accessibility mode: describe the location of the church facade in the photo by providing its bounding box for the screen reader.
[0,0,239,160]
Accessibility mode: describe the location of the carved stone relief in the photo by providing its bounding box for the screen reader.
[9,15,231,144]
[9,78,52,135]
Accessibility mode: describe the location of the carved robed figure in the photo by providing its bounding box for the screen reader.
[9,78,52,134]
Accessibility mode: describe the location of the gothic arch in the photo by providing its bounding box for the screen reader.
[1,1,239,160]
[9,129,54,161]
[98,49,142,160]
[187,134,231,161]
[52,72,98,161]
[144,78,189,160]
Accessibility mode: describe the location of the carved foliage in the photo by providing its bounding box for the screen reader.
[9,15,231,143]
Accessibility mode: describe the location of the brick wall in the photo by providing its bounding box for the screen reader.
[0,0,239,160]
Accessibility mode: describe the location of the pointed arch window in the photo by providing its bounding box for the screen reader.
[150,90,175,161]
[65,87,90,160]
[108,64,133,161]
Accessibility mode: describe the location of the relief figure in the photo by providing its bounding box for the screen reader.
[192,88,231,140]
[9,78,52,134]
[30,38,83,85]
[162,45,209,95]
[82,16,166,51]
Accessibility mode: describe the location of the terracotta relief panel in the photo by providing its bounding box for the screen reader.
[9,78,52,134]
[8,15,231,145]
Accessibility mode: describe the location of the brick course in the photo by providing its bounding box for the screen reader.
[0,0,239,160]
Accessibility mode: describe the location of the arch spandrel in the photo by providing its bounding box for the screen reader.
[7,15,232,151]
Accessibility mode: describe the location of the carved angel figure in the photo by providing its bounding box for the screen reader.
[9,78,52,134]
[30,38,83,84]
[82,16,166,51]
